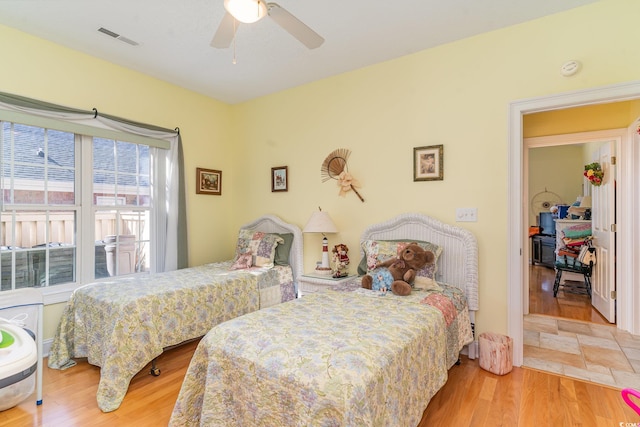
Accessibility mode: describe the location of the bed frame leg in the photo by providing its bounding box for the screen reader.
[150,358,161,376]
[148,338,200,378]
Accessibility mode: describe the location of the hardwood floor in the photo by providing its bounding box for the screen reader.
[0,340,199,427]
[419,356,638,426]
[528,264,609,324]
[0,270,630,426]
[1,340,638,426]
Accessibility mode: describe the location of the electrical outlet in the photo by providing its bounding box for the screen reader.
[456,208,477,222]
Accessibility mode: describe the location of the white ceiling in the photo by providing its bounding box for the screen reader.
[0,0,599,104]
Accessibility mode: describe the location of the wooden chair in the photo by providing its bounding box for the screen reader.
[553,241,595,297]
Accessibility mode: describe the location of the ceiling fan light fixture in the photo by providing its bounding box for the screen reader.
[224,0,267,24]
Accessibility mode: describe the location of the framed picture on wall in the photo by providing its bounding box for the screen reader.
[271,166,288,192]
[196,167,222,195]
[413,145,444,181]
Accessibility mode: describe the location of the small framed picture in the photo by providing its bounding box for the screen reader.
[196,168,222,195]
[413,145,444,181]
[271,166,288,192]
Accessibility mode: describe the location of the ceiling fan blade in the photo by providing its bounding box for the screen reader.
[211,11,238,48]
[267,3,324,49]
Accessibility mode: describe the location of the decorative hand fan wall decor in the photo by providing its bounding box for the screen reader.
[321,148,364,202]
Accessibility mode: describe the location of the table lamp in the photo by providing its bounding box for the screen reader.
[303,207,338,275]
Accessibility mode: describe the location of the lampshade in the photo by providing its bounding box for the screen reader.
[303,211,338,234]
[224,0,267,24]
[579,195,592,208]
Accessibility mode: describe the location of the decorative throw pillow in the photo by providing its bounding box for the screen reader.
[416,262,437,280]
[357,239,443,281]
[229,252,252,270]
[413,276,442,291]
[273,233,294,266]
[233,229,284,267]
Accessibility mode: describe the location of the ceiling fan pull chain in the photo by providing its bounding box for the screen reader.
[232,18,237,64]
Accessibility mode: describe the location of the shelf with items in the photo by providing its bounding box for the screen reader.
[554,219,592,284]
[555,219,591,255]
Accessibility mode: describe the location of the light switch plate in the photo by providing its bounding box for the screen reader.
[456,208,477,222]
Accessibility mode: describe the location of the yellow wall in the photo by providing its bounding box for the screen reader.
[524,100,640,137]
[528,145,585,226]
[2,0,640,340]
[0,26,236,337]
[524,99,640,227]
[228,0,640,337]
[630,102,640,123]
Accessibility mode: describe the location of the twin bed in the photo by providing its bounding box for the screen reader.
[170,212,478,426]
[48,212,478,422]
[47,214,303,412]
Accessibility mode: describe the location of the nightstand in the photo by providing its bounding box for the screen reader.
[299,273,357,296]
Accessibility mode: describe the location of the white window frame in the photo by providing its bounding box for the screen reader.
[1,123,160,305]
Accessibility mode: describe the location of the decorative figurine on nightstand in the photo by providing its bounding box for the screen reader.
[331,243,350,278]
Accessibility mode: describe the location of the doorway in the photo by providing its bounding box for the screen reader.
[521,122,639,387]
[525,133,622,325]
[507,80,640,367]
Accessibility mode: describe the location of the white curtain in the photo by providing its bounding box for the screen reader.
[151,133,186,272]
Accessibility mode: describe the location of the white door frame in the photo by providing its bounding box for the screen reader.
[508,80,640,367]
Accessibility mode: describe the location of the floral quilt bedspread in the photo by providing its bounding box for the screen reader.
[48,261,290,412]
[260,265,295,308]
[170,286,473,427]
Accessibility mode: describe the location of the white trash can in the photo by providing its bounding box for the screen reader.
[0,288,42,410]
[104,235,136,276]
[479,332,513,375]
[0,322,37,411]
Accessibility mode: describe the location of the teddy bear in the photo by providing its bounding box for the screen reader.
[361,243,434,296]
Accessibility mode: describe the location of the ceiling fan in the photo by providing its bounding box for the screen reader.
[211,0,324,50]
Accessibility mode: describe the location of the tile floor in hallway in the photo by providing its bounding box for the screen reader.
[524,314,640,390]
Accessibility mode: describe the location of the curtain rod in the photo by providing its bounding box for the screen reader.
[0,90,179,135]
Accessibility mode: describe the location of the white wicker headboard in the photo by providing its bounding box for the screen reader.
[360,213,478,311]
[241,214,303,294]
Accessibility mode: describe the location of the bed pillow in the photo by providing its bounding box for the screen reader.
[357,239,443,281]
[233,229,284,267]
[229,252,253,270]
[273,233,294,266]
[414,275,442,291]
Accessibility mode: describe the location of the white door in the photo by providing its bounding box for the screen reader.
[590,142,616,322]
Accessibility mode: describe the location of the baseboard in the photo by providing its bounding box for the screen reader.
[43,338,52,358]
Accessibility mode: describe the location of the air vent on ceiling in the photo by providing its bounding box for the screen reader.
[98,27,139,46]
